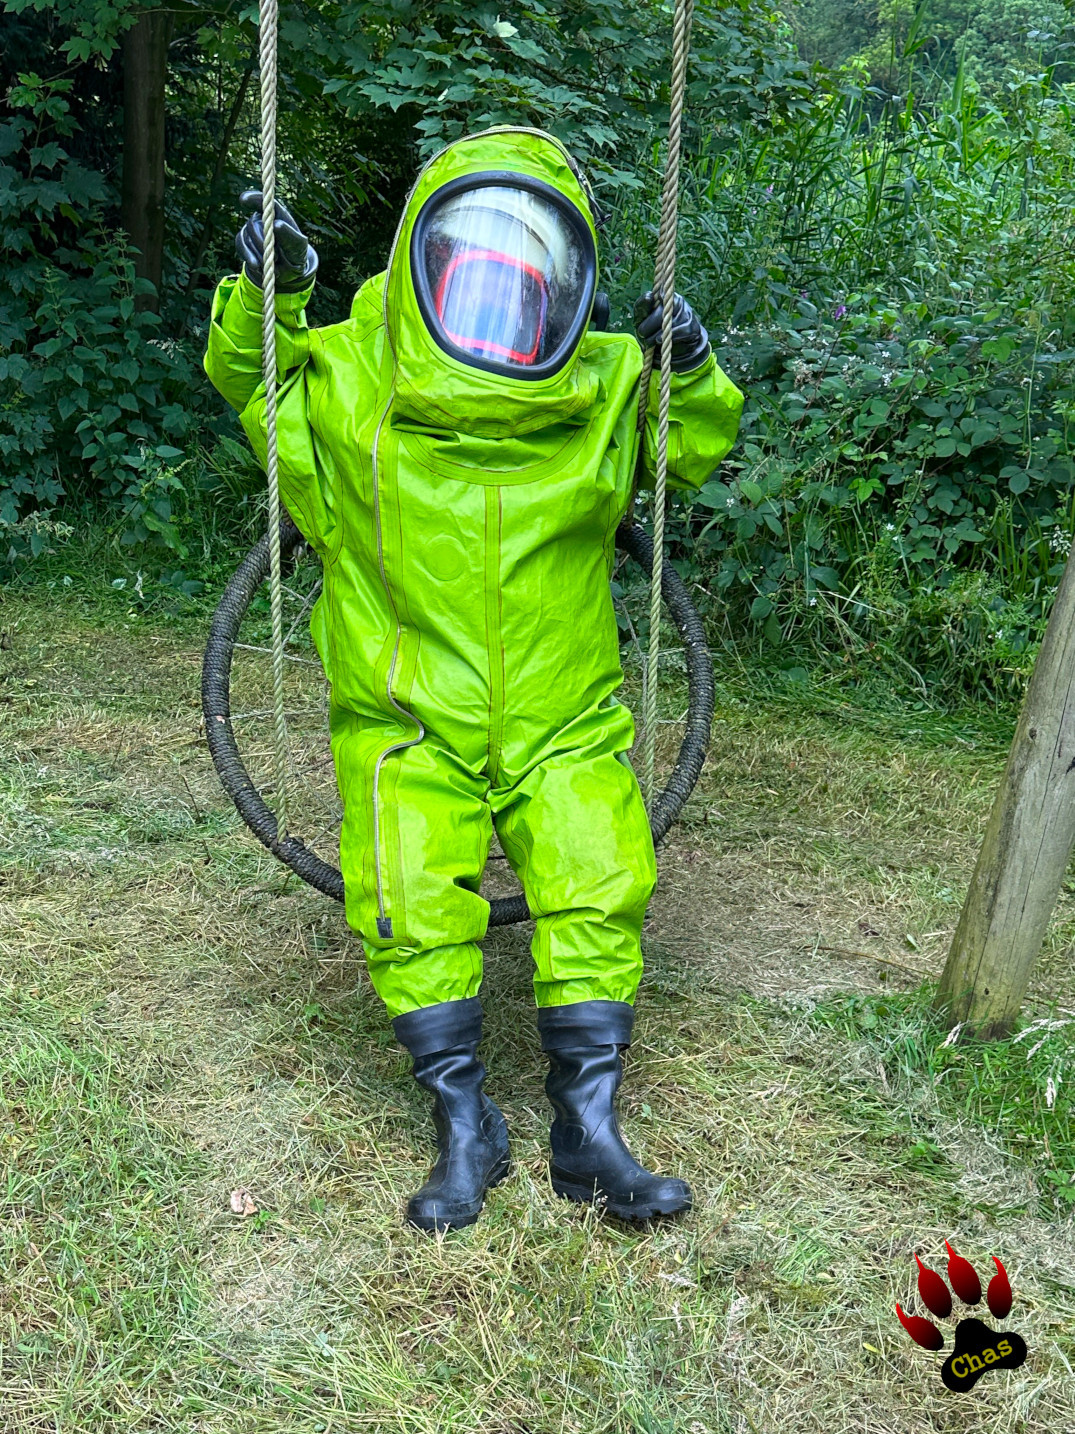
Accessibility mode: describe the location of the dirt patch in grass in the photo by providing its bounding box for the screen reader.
[1,589,1073,1432]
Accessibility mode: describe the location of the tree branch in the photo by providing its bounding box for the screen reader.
[183,55,256,299]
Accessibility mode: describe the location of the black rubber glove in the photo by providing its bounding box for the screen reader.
[633,290,711,373]
[235,189,318,293]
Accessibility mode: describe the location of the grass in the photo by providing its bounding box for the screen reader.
[1,573,1074,1432]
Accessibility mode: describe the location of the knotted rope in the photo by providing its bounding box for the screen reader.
[637,0,695,812]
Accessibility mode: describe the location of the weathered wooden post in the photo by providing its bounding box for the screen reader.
[936,539,1075,1038]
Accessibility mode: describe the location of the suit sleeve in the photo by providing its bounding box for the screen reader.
[639,351,745,493]
[203,270,339,559]
[203,269,314,413]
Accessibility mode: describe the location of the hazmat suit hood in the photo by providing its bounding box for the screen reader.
[382,128,604,439]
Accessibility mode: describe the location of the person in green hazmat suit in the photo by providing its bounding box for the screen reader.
[205,127,743,1232]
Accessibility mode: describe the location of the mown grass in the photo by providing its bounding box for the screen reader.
[814,988,1075,1205]
[1,581,1074,1432]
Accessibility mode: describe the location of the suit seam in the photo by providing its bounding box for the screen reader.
[485,487,505,781]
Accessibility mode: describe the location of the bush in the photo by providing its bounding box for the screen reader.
[0,75,195,539]
[695,294,1073,588]
[605,62,1075,698]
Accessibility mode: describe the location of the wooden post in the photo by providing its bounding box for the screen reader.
[936,538,1075,1038]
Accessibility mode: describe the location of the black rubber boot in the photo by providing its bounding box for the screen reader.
[538,1000,692,1221]
[393,997,510,1233]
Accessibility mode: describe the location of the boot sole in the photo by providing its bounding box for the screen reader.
[406,1157,511,1233]
[550,1173,692,1222]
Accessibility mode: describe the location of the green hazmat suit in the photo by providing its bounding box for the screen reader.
[205,127,743,1020]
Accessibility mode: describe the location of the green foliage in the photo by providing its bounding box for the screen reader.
[0,74,194,532]
[115,445,192,554]
[689,295,1073,616]
[620,58,1075,698]
[329,0,813,186]
[791,0,1074,91]
[2,0,138,62]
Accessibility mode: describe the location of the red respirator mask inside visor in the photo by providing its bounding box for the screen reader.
[434,248,550,367]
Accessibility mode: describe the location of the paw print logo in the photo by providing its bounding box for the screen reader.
[896,1242,1028,1392]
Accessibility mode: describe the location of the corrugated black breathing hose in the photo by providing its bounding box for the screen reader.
[201,517,714,926]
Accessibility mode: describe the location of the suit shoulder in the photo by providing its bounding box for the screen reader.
[582,330,640,357]
[348,271,388,338]
[579,329,643,394]
[306,272,387,358]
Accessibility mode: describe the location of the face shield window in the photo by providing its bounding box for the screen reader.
[411,175,597,380]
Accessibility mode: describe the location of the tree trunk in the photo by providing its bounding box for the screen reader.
[121,11,173,311]
[936,537,1075,1038]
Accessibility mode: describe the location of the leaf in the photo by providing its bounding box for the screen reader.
[229,1188,259,1217]
[696,480,734,511]
[807,565,840,588]
[739,478,763,505]
[968,425,997,447]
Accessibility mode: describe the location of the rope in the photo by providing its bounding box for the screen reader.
[637,0,695,812]
[258,0,289,841]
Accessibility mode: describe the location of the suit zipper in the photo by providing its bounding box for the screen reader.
[370,392,424,938]
[485,486,505,781]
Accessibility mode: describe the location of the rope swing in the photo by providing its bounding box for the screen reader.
[201,0,712,920]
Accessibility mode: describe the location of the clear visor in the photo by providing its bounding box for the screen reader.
[417,184,592,373]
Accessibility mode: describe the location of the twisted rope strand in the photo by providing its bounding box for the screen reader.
[259,0,289,842]
[639,0,695,812]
